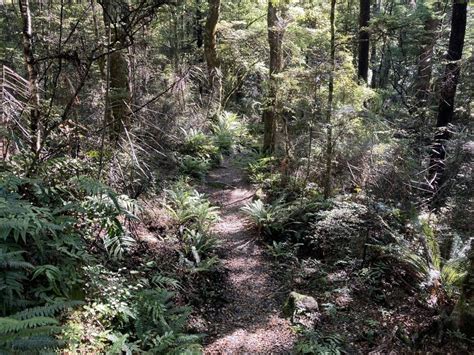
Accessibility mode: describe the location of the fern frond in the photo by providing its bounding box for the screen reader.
[0,317,58,334]
[11,335,65,351]
[11,301,83,320]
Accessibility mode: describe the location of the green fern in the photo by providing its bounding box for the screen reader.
[11,301,83,320]
[0,301,82,353]
[165,182,219,231]
[0,249,34,313]
[103,232,136,260]
[132,289,202,352]
[295,329,345,355]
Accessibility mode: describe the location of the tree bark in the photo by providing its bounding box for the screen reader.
[204,0,221,116]
[19,0,41,153]
[263,0,284,154]
[429,1,467,194]
[370,0,381,88]
[100,0,131,141]
[195,0,203,48]
[323,0,336,199]
[358,0,370,82]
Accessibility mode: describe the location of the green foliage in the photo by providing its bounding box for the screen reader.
[165,180,219,232]
[179,155,211,179]
[266,241,300,263]
[0,155,140,353]
[182,229,220,263]
[359,210,470,301]
[180,128,219,160]
[242,196,329,241]
[132,289,202,353]
[241,199,275,231]
[76,266,201,353]
[246,155,281,188]
[295,329,345,354]
[211,111,247,153]
[0,302,82,353]
[0,249,33,313]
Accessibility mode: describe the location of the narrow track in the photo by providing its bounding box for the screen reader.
[199,158,295,354]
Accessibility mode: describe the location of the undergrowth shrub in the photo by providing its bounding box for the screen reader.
[65,265,201,353]
[0,301,83,353]
[0,155,143,349]
[211,111,247,153]
[361,210,470,302]
[164,180,221,275]
[245,154,281,189]
[180,229,220,269]
[306,201,369,260]
[242,197,329,241]
[179,155,211,180]
[164,179,219,232]
[180,128,219,160]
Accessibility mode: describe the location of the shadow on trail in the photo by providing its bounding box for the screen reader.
[197,158,295,354]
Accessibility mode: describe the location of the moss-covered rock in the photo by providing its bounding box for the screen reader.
[283,292,319,328]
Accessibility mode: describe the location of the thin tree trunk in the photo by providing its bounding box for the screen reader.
[358,0,370,82]
[195,0,203,48]
[370,0,381,88]
[429,1,467,195]
[19,0,41,153]
[324,0,336,199]
[204,0,221,116]
[263,0,284,154]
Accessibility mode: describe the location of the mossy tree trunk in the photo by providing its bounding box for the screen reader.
[100,0,131,142]
[204,0,221,117]
[262,0,284,154]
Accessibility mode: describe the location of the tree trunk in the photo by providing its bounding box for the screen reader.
[204,0,221,116]
[100,0,131,141]
[429,1,467,194]
[195,0,203,48]
[19,0,41,153]
[370,0,381,88]
[262,0,284,154]
[414,1,441,103]
[323,0,336,199]
[358,0,370,82]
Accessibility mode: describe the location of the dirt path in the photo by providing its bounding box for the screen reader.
[199,158,295,354]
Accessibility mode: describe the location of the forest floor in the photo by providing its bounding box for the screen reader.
[197,157,296,354]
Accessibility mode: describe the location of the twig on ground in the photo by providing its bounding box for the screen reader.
[223,193,256,206]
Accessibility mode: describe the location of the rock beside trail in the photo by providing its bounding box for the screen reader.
[283,291,320,328]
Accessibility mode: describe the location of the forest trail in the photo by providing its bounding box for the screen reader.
[199,157,296,354]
